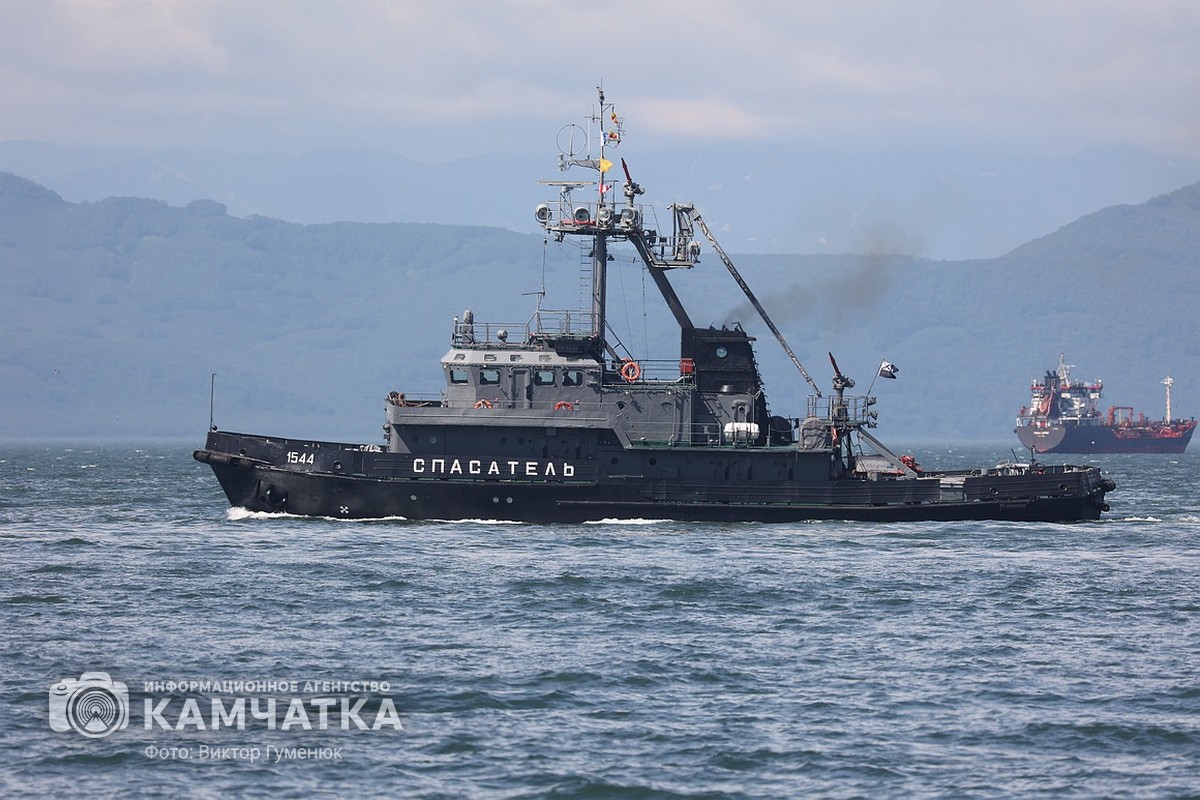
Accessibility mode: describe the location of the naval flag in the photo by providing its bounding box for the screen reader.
[878,361,899,379]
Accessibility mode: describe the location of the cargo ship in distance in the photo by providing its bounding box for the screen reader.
[195,89,1116,522]
[1015,354,1195,454]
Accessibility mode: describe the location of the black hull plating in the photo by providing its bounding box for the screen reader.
[196,432,1112,524]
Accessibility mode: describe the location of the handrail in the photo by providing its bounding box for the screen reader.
[806,394,877,426]
[451,309,601,347]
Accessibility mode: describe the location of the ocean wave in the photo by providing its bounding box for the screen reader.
[225,507,409,523]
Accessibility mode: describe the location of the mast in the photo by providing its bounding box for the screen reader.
[548,85,620,343]
[535,87,631,354]
[1164,375,1174,422]
[588,87,614,341]
[591,225,607,341]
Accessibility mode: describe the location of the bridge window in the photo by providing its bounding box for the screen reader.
[449,368,469,384]
[480,369,501,385]
[534,370,556,386]
[563,370,584,387]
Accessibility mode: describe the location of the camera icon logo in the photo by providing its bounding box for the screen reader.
[48,672,130,738]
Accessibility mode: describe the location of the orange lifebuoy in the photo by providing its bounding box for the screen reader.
[473,399,493,409]
[620,360,641,383]
[553,401,574,412]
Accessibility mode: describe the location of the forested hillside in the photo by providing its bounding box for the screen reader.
[2,172,1197,442]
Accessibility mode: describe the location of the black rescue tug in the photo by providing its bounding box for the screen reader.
[195,90,1116,523]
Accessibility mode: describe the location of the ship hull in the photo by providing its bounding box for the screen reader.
[1016,422,1194,454]
[196,431,1113,524]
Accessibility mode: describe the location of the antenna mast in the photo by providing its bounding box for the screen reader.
[208,374,218,431]
[546,85,622,342]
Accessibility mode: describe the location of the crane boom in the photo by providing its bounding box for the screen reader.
[684,206,822,397]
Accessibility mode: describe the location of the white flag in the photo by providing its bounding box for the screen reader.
[878,361,899,379]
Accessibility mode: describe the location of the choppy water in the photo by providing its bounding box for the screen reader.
[1,443,1198,798]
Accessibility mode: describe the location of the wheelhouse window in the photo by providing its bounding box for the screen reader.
[533,370,556,386]
[449,368,469,384]
[480,369,501,385]
[563,370,584,387]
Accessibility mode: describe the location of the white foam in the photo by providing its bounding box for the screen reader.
[225,507,408,522]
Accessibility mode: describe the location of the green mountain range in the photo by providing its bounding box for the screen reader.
[2,172,1197,443]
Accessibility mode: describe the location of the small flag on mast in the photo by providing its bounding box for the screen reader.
[878,361,899,379]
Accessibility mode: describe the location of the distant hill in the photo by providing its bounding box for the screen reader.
[1,172,1197,443]
[3,140,1198,261]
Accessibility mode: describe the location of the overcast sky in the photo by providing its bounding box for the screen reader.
[2,0,1197,162]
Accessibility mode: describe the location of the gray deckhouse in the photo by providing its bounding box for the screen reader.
[381,88,897,487]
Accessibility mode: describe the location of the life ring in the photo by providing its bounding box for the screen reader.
[553,401,574,412]
[620,360,641,383]
[473,399,493,409]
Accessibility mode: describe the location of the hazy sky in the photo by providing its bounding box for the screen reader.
[2,0,1197,162]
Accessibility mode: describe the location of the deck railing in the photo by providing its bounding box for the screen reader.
[806,395,877,426]
[451,309,601,348]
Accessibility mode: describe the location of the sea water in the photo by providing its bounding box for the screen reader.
[1,443,1197,798]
